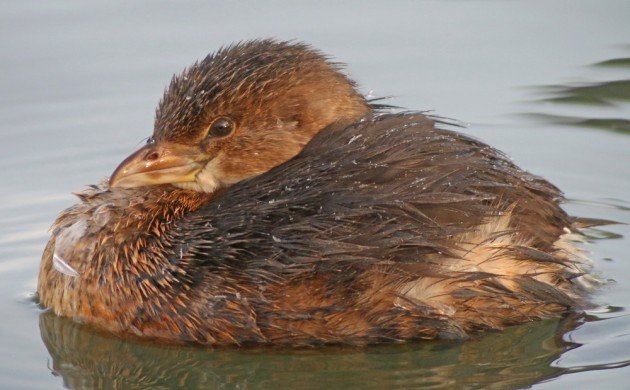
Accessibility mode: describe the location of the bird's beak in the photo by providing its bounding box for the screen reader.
[109,142,205,188]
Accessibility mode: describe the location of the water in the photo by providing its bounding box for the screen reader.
[1,1,629,388]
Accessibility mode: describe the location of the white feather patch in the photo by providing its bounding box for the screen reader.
[52,252,80,277]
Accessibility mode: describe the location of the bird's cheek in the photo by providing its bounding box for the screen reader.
[199,138,219,155]
[200,137,233,161]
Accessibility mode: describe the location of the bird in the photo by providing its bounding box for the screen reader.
[37,39,598,346]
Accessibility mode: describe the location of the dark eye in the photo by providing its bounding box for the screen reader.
[146,136,156,145]
[207,117,235,138]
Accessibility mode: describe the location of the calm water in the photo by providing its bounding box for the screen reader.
[1,1,629,388]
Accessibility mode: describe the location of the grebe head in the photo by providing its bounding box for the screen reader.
[109,39,370,192]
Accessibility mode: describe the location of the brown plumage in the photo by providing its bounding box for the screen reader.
[37,40,596,346]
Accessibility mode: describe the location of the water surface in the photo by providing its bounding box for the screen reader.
[1,1,629,388]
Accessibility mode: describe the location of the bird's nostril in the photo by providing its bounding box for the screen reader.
[145,151,160,161]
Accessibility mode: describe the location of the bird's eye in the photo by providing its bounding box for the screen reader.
[207,117,235,138]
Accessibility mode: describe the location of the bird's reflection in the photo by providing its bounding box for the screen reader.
[39,311,583,389]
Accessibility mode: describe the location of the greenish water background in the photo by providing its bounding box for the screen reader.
[1,1,629,388]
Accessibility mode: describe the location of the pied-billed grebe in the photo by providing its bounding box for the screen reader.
[38,40,597,346]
